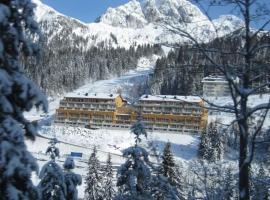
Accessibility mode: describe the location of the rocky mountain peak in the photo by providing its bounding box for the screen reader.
[98,0,147,28]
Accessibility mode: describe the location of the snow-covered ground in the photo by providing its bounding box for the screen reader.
[26,126,199,199]
[24,55,158,122]
[207,94,270,127]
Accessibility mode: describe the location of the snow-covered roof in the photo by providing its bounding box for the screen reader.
[139,95,202,103]
[202,76,228,83]
[65,93,120,100]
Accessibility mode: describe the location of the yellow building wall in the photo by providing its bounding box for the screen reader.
[115,96,125,108]
[56,96,208,132]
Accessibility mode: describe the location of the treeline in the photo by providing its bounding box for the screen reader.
[149,32,270,95]
[23,33,162,95]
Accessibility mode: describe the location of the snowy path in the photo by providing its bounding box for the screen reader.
[25,56,158,122]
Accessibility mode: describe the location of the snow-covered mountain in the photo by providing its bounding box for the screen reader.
[33,0,244,48]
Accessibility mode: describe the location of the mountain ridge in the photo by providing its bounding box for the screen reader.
[33,0,244,48]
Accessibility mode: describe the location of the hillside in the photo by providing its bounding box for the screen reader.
[22,0,244,96]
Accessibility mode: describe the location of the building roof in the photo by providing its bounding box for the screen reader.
[202,76,228,83]
[65,93,120,100]
[139,95,202,103]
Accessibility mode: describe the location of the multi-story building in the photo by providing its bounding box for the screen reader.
[55,93,208,134]
[136,95,208,134]
[55,93,136,128]
[202,76,231,97]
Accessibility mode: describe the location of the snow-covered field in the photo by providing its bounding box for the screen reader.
[26,126,199,199]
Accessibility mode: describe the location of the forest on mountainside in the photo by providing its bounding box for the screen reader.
[149,32,270,96]
[23,35,162,96]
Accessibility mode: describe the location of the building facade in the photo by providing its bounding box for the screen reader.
[202,76,231,97]
[137,95,208,134]
[55,93,136,128]
[55,93,208,134]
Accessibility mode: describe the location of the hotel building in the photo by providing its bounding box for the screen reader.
[55,93,207,134]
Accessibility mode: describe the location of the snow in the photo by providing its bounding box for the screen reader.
[26,126,199,198]
[139,94,202,103]
[24,55,158,122]
[33,0,244,49]
[207,94,270,127]
[65,93,120,100]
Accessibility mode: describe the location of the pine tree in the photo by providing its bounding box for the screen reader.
[102,153,116,200]
[209,122,223,162]
[116,119,152,200]
[223,166,235,200]
[0,0,47,199]
[38,139,66,200]
[161,142,177,186]
[84,146,103,200]
[150,174,179,200]
[63,157,82,200]
[252,164,269,200]
[198,128,209,160]
[198,122,223,162]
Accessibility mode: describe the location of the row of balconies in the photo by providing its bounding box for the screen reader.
[138,103,200,109]
[141,111,202,116]
[60,102,116,109]
[63,99,114,104]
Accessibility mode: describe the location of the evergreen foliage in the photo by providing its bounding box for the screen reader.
[25,42,163,95]
[38,161,66,200]
[0,0,47,199]
[149,35,270,96]
[38,140,66,200]
[63,157,82,200]
[130,117,147,145]
[161,142,177,186]
[150,174,179,200]
[116,120,152,200]
[198,122,223,162]
[223,166,236,200]
[102,154,116,200]
[84,146,103,200]
[251,164,269,200]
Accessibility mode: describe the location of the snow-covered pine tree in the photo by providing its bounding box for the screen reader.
[63,157,82,200]
[0,0,48,199]
[198,122,223,162]
[161,142,178,186]
[46,137,60,161]
[84,146,103,200]
[198,127,210,160]
[209,122,223,162]
[251,164,269,200]
[116,119,152,200]
[150,174,179,200]
[130,116,147,145]
[38,139,66,200]
[102,153,116,200]
[223,166,236,200]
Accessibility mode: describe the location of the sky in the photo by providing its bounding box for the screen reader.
[42,0,235,22]
[42,0,269,29]
[42,0,131,22]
